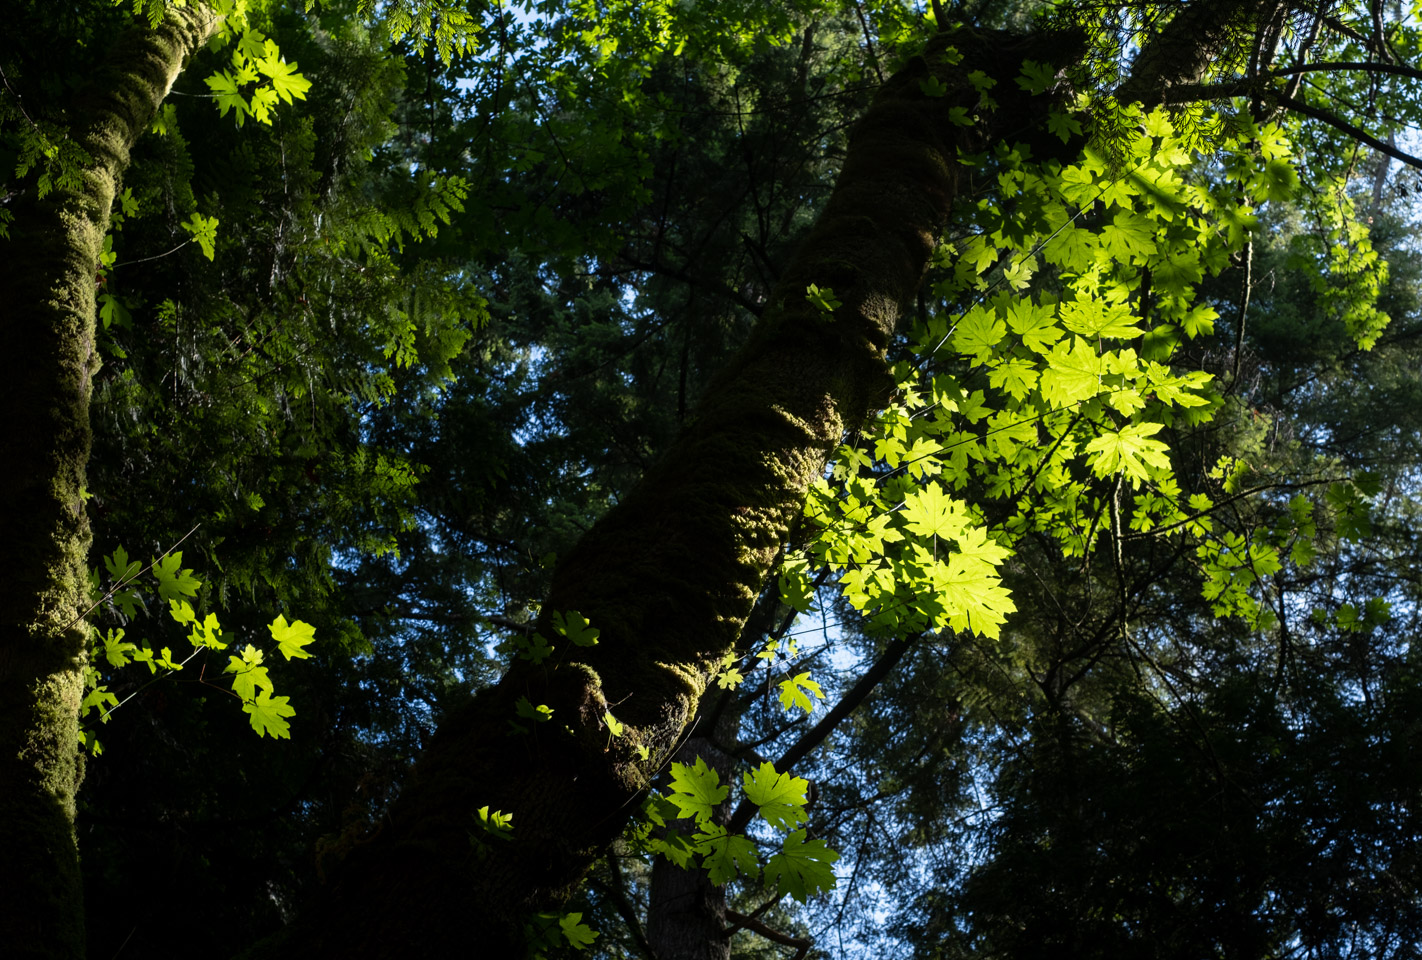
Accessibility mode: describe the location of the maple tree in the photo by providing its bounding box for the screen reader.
[3,0,1421,958]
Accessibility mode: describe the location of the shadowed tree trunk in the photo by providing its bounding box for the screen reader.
[275,4,1273,953]
[276,21,1097,957]
[646,696,739,960]
[0,1,1283,957]
[0,9,219,959]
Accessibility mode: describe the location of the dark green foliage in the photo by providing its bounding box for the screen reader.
[7,1,1422,958]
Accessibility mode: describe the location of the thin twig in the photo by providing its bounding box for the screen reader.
[67,524,202,633]
[112,239,193,269]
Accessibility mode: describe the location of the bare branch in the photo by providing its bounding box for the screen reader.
[722,908,811,959]
[1265,60,1422,82]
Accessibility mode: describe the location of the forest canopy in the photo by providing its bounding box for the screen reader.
[3,0,1422,957]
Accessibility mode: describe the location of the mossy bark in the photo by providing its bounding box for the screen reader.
[1112,0,1276,107]
[281,25,1086,957]
[0,9,218,958]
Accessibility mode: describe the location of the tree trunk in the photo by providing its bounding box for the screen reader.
[287,0,1281,947]
[0,1,1280,957]
[277,22,1091,957]
[646,693,740,960]
[1113,0,1280,106]
[0,9,218,958]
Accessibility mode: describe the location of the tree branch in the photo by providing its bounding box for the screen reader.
[591,854,660,960]
[1264,60,1422,82]
[1268,89,1422,169]
[727,632,917,834]
[722,908,811,959]
[1159,80,1422,170]
[1113,0,1266,107]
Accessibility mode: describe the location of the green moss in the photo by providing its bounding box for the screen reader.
[0,9,223,957]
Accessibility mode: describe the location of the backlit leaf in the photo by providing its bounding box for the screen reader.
[269,614,316,660]
[743,761,810,830]
[243,690,295,739]
[764,830,840,903]
[668,757,728,824]
[777,672,824,714]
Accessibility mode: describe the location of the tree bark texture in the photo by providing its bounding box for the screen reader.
[281,23,1091,957]
[0,1,1288,957]
[288,0,1295,947]
[1113,0,1280,106]
[0,8,219,958]
[646,694,740,960]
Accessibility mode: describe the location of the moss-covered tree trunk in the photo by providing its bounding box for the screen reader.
[275,23,1084,957]
[0,10,218,958]
[285,0,1280,949]
[0,1,1275,957]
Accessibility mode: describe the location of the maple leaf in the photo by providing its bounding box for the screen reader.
[778,672,824,714]
[96,287,129,329]
[986,357,1038,401]
[103,546,142,584]
[1016,59,1055,94]
[180,213,219,260]
[203,70,249,125]
[951,304,1005,363]
[694,824,760,884]
[743,761,810,830]
[243,690,295,739]
[168,598,197,627]
[558,913,598,950]
[650,830,698,868]
[1101,210,1157,263]
[1042,222,1096,271]
[960,236,999,275]
[764,830,840,903]
[236,27,269,61]
[932,542,1016,639]
[249,85,280,125]
[1000,256,1036,291]
[715,666,745,690]
[1006,297,1064,353]
[256,40,313,104]
[269,614,316,660]
[1084,422,1173,486]
[552,609,599,646]
[515,697,554,723]
[902,481,969,540]
[225,644,274,703]
[83,686,119,719]
[101,628,136,669]
[1059,298,1144,339]
[516,632,554,663]
[477,805,514,840]
[1143,107,1175,137]
[151,552,201,602]
[640,794,681,829]
[1046,108,1083,143]
[1058,162,1098,207]
[667,758,728,825]
[953,524,1012,568]
[190,612,226,650]
[778,555,816,613]
[1038,337,1104,409]
[1151,248,1204,297]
